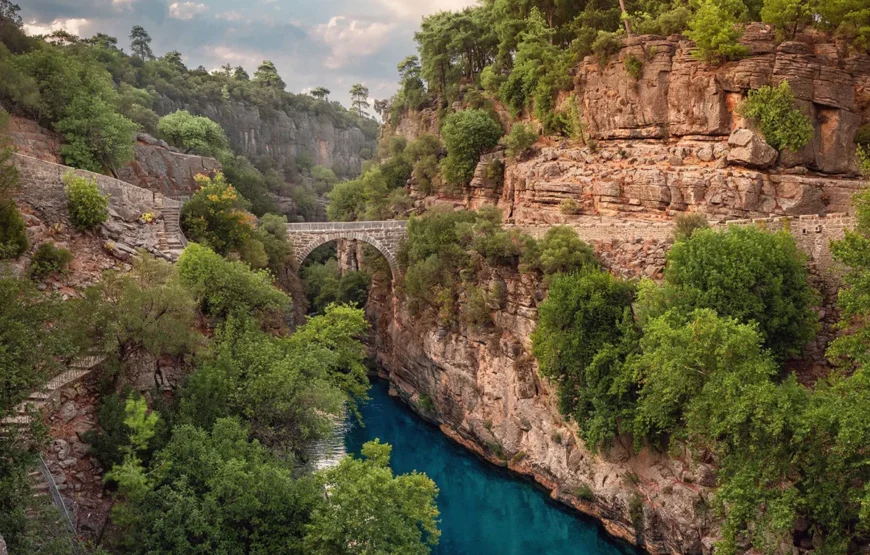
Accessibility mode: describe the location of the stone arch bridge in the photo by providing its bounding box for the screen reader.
[286,221,407,277]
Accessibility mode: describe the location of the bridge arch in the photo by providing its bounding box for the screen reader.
[286,221,407,279]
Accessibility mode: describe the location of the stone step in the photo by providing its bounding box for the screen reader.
[16,400,46,414]
[1,415,33,427]
[28,391,51,401]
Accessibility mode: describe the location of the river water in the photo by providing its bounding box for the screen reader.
[331,379,637,555]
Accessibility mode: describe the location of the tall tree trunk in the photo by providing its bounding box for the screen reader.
[619,0,632,35]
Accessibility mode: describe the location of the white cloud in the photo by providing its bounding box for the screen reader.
[216,11,243,21]
[375,0,477,21]
[313,16,395,70]
[23,18,90,37]
[205,45,264,68]
[168,2,208,20]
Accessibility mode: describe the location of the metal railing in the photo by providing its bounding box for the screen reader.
[38,454,81,555]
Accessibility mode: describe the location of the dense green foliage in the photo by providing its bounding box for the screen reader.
[64,172,109,231]
[0,118,27,259]
[659,225,819,360]
[740,81,814,152]
[302,259,372,314]
[157,110,230,156]
[0,275,82,552]
[530,226,599,277]
[75,255,202,373]
[180,307,368,450]
[0,198,26,259]
[501,123,539,159]
[325,135,434,221]
[29,242,73,280]
[305,440,440,554]
[399,207,597,326]
[440,110,504,186]
[686,0,750,62]
[532,270,637,441]
[526,216,870,552]
[181,172,255,257]
[177,243,290,319]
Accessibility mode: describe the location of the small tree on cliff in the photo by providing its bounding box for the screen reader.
[310,87,330,101]
[686,0,750,62]
[253,60,286,90]
[350,83,370,117]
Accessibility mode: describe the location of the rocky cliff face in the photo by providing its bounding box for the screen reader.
[114,133,221,197]
[368,272,715,554]
[153,97,376,178]
[373,28,870,553]
[400,27,869,226]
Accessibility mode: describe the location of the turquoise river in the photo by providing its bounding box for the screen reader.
[343,379,639,555]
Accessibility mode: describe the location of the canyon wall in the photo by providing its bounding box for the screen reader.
[153,97,377,178]
[401,27,870,226]
[370,28,870,553]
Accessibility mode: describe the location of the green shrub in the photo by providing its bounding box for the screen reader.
[0,200,27,259]
[400,207,534,324]
[485,158,505,188]
[673,213,709,242]
[856,124,870,148]
[29,242,73,280]
[740,81,814,152]
[440,110,504,186]
[63,173,108,231]
[858,145,870,178]
[575,484,595,502]
[624,54,644,80]
[501,124,538,158]
[559,199,581,215]
[630,494,645,536]
[660,225,819,359]
[686,0,750,62]
[532,270,637,428]
[181,172,256,257]
[592,31,623,66]
[418,394,435,412]
[533,226,598,277]
[157,110,229,156]
[177,243,290,318]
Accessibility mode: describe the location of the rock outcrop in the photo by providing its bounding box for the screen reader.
[153,97,376,177]
[5,118,220,197]
[726,128,778,168]
[576,26,867,175]
[113,133,221,197]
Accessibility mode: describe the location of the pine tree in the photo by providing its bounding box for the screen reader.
[129,25,154,60]
[350,83,370,117]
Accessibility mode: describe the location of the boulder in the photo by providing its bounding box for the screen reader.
[726,129,778,168]
[0,532,6,555]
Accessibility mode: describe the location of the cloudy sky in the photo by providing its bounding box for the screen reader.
[19,0,477,108]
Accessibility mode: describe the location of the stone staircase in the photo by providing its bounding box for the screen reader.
[0,357,103,431]
[156,198,187,261]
